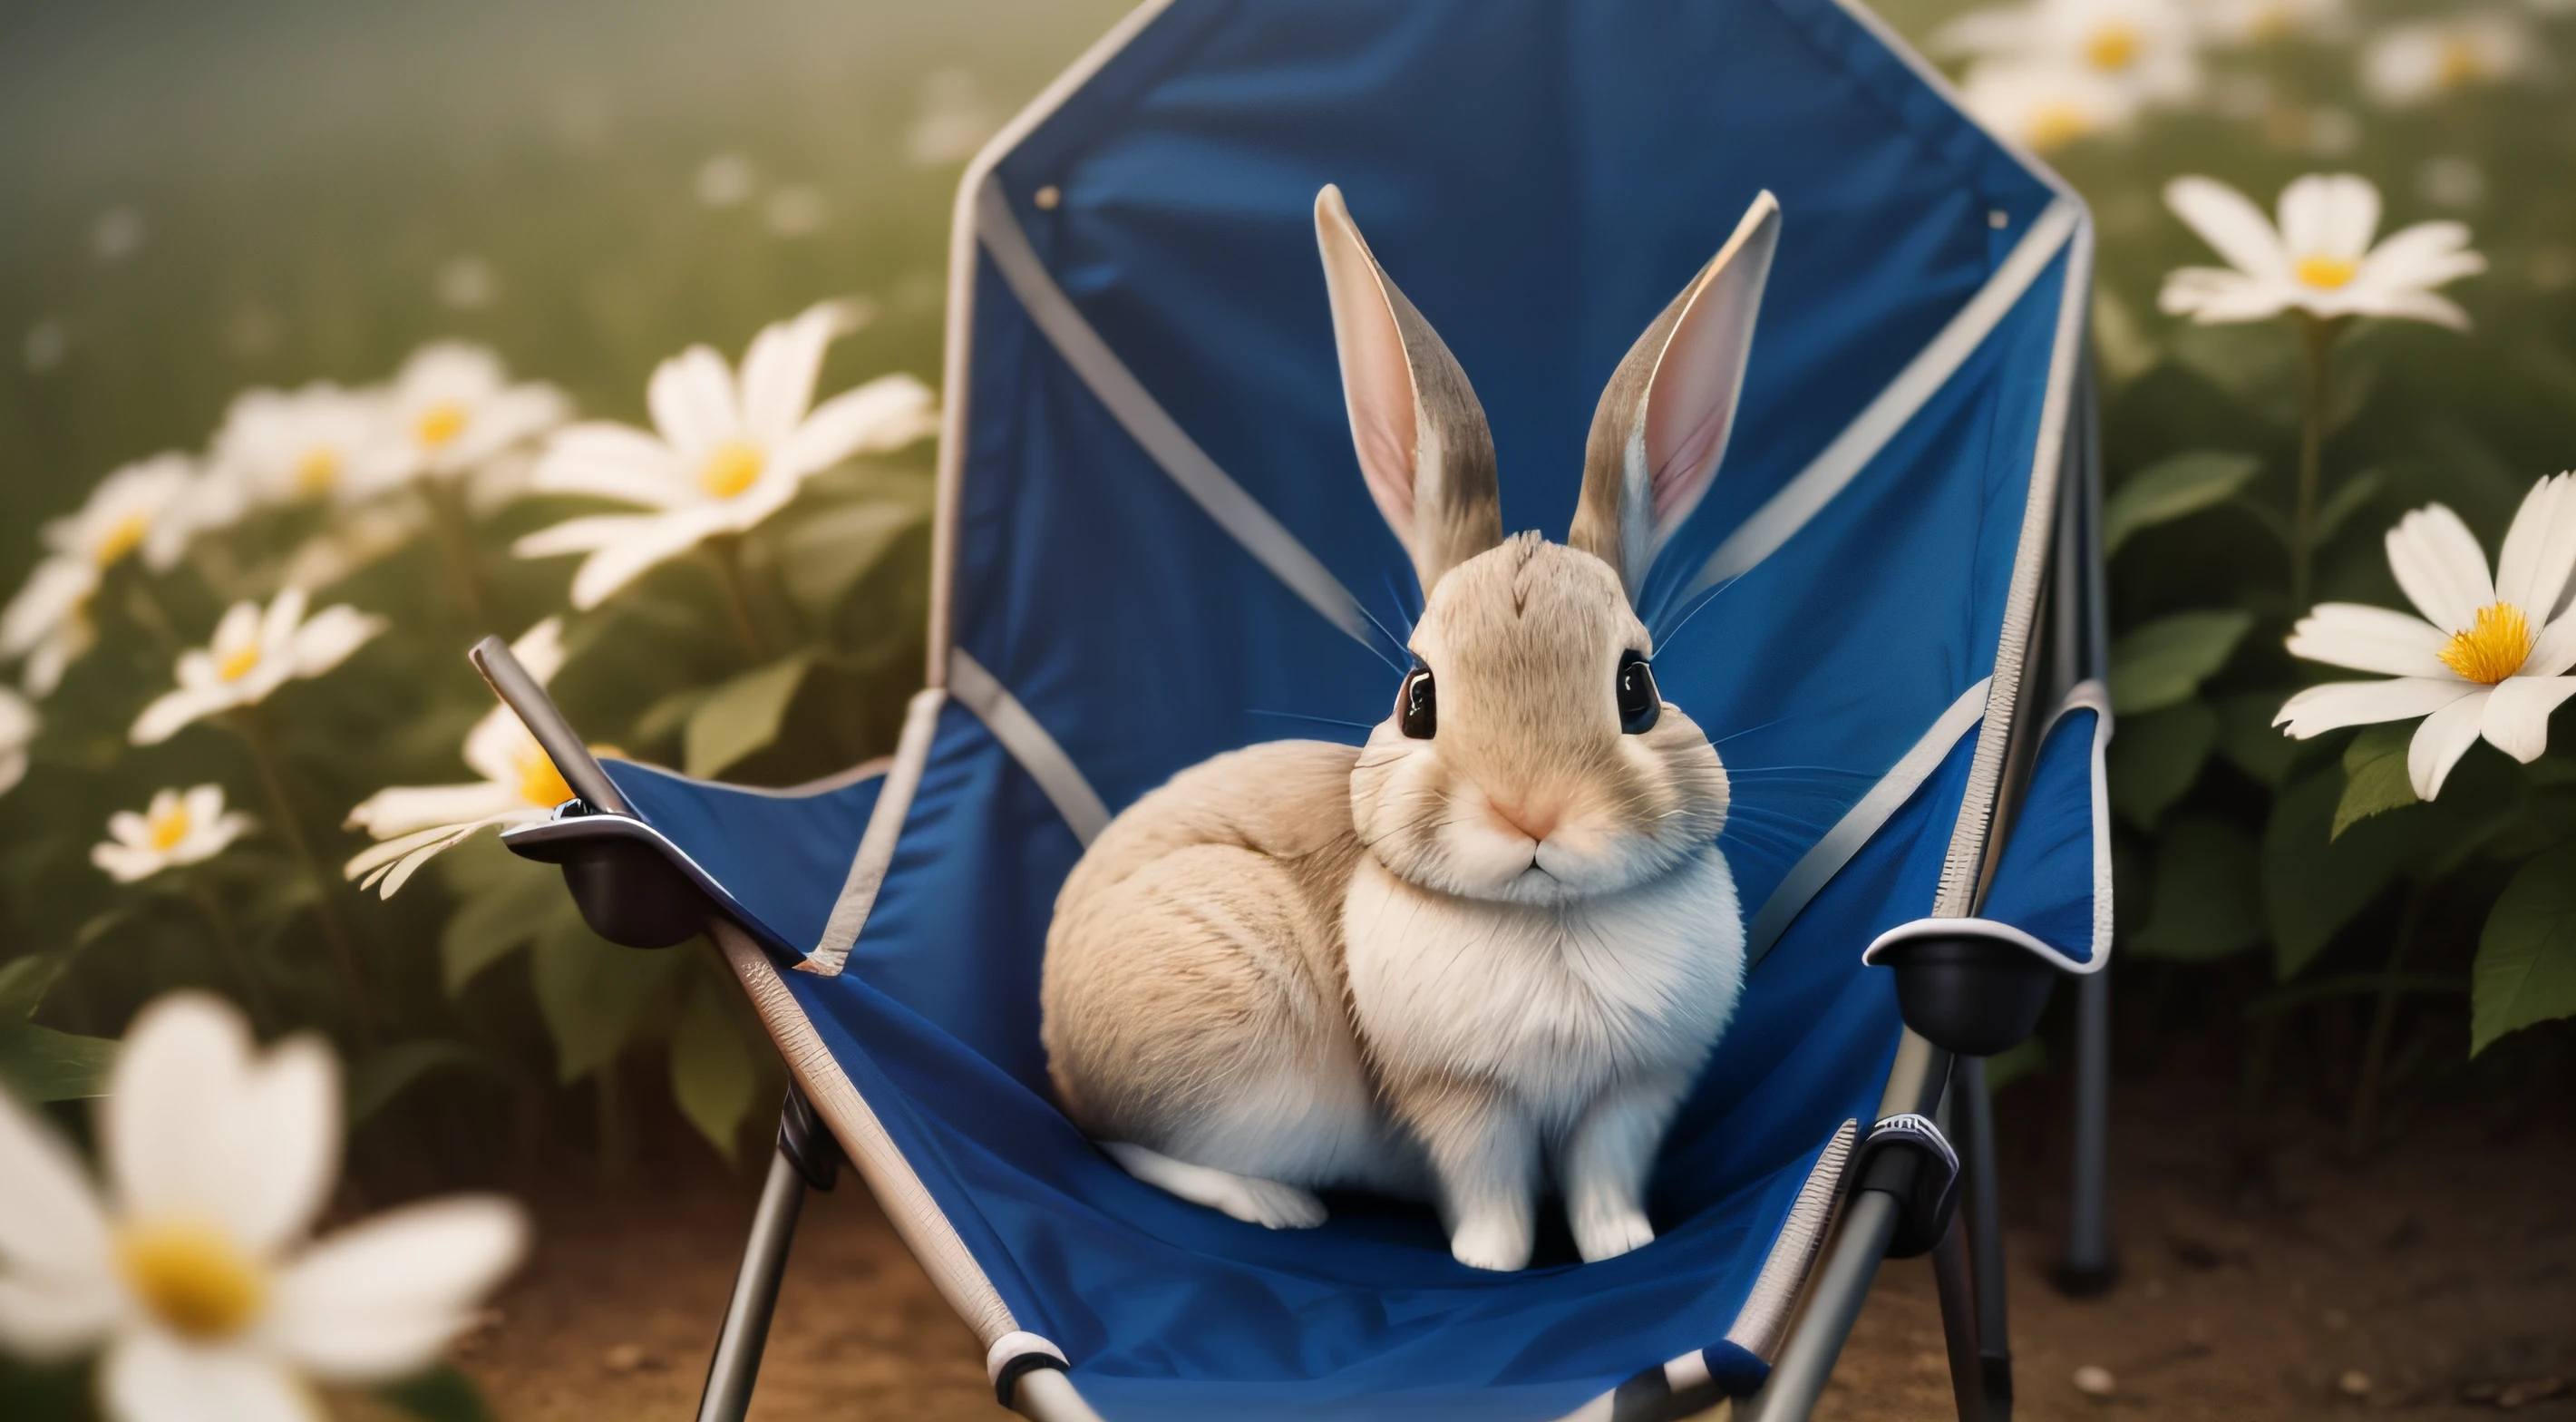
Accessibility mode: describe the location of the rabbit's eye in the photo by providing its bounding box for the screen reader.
[1397,665,1436,739]
[1616,652,1661,735]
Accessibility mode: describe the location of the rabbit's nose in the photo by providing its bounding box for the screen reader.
[1485,796,1559,843]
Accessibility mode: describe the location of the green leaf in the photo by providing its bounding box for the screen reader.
[376,1364,497,1422]
[2130,813,2264,961]
[2105,699,2216,830]
[2473,843,2576,1055]
[685,652,817,778]
[346,1039,491,1126]
[2335,721,2418,838]
[636,684,715,748]
[530,907,685,1084]
[2108,610,2254,716]
[0,1023,118,1103]
[441,863,564,997]
[0,956,56,1019]
[2104,452,2260,554]
[2263,769,2409,979]
[2212,690,2302,789]
[669,976,761,1162]
[777,501,926,618]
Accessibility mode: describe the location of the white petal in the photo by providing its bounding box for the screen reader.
[510,617,567,687]
[462,706,541,787]
[2286,602,2452,677]
[512,511,663,558]
[2495,473,2576,620]
[565,506,737,609]
[738,302,857,446]
[2336,286,2471,331]
[2385,503,2495,632]
[2409,690,2490,798]
[284,607,383,680]
[2164,177,2289,280]
[265,1196,528,1382]
[2274,677,2475,737]
[258,589,310,657]
[131,686,232,745]
[2357,220,2485,294]
[102,1329,322,1422]
[2158,267,2296,324]
[0,748,25,796]
[0,1273,122,1359]
[106,995,340,1257]
[92,842,168,882]
[0,558,100,659]
[0,1086,113,1283]
[443,385,569,470]
[531,424,686,508]
[346,782,521,841]
[2481,677,2576,763]
[646,346,742,453]
[773,374,937,477]
[2528,610,2576,678]
[2277,173,2380,260]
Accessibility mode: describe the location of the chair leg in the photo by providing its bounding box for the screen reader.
[2055,971,2117,1295]
[1958,1060,2013,1420]
[695,1147,807,1422]
[1931,1210,1988,1422]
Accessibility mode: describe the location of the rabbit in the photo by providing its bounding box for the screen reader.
[1040,183,1778,1271]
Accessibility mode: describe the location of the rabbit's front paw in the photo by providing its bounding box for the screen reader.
[1449,1213,1534,1271]
[1223,1177,1329,1230]
[1572,1202,1656,1262]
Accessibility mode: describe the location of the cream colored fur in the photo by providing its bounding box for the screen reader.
[1040,184,1779,1270]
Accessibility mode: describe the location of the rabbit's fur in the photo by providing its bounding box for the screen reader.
[1042,185,1780,1271]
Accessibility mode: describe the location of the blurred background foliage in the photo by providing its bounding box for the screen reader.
[1,0,2571,1210]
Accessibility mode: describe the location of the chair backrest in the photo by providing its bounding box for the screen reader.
[869,0,2090,1086]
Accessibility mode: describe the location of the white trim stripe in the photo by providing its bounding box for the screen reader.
[948,648,1114,845]
[973,179,1375,647]
[1935,220,2095,918]
[1744,677,1993,965]
[802,687,949,977]
[1691,200,2081,595]
[1726,1118,1861,1361]
[1862,914,2105,977]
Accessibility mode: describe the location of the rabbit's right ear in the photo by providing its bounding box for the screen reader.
[1316,185,1502,594]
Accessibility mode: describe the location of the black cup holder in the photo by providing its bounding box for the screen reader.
[1876,933,2058,1057]
[504,813,711,950]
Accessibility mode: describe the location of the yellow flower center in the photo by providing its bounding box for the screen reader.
[149,804,194,852]
[117,1219,266,1342]
[2085,22,2140,72]
[699,441,765,500]
[2438,601,2532,684]
[516,745,575,809]
[2438,36,2485,88]
[95,513,150,568]
[2294,255,2358,290]
[2248,3,2291,41]
[414,401,469,450]
[217,640,262,683]
[295,446,342,495]
[2027,102,2095,151]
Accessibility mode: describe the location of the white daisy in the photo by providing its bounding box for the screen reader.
[210,385,403,507]
[2159,173,2486,328]
[0,454,199,697]
[342,618,583,897]
[0,687,33,796]
[130,589,385,746]
[92,785,257,884]
[514,301,937,609]
[1939,0,2204,107]
[382,343,568,483]
[2277,474,2576,798]
[0,992,528,1420]
[2360,11,2542,108]
[2196,0,2348,44]
[1959,58,2145,150]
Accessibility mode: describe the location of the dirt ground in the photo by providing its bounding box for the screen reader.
[460,1071,2576,1421]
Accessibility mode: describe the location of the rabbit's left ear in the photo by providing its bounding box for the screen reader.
[1570,191,1780,600]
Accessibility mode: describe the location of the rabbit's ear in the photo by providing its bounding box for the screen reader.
[1316,185,1502,594]
[1570,191,1780,600]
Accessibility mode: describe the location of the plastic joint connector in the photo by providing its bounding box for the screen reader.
[1849,1112,1961,1259]
[777,1087,841,1192]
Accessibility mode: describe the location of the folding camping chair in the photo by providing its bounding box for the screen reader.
[480,1,2116,1417]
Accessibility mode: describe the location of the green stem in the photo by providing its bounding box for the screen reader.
[2289,314,2341,614]
[704,535,772,665]
[228,706,376,1049]
[189,880,272,1029]
[423,479,499,637]
[2346,884,2428,1156]
[122,574,184,655]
